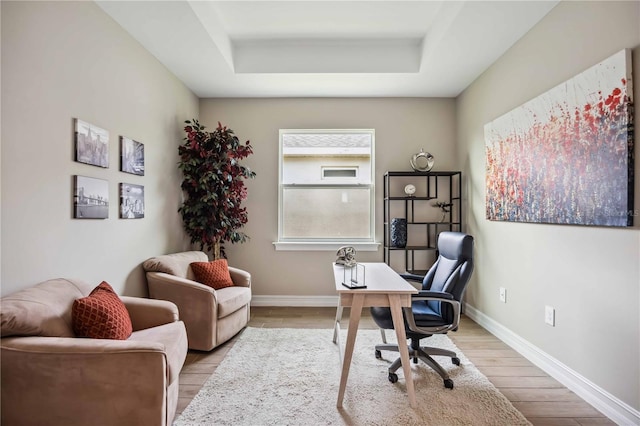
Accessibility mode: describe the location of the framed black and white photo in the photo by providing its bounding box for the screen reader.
[120,136,145,176]
[74,175,109,219]
[120,183,144,219]
[75,119,109,168]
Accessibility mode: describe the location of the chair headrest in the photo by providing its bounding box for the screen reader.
[438,232,474,261]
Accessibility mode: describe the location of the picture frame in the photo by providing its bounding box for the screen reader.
[74,175,109,219]
[75,119,109,168]
[484,49,634,227]
[120,183,145,219]
[120,136,145,176]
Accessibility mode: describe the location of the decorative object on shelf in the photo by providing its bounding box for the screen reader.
[433,201,454,222]
[404,184,416,196]
[485,49,634,227]
[410,148,434,172]
[120,136,145,176]
[390,218,407,248]
[73,175,109,219]
[335,246,357,267]
[119,183,144,219]
[75,119,109,168]
[178,119,256,259]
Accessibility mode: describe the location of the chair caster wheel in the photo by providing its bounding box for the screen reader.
[444,379,454,389]
[452,357,460,366]
[388,373,398,383]
[375,350,382,359]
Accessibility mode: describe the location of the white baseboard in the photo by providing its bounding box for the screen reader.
[251,295,339,307]
[464,303,640,426]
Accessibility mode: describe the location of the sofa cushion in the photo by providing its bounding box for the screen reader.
[1,278,94,337]
[72,282,133,340]
[190,259,234,290]
[216,286,252,318]
[142,251,208,278]
[128,321,188,385]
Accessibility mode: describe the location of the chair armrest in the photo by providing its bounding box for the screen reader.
[147,272,216,299]
[413,290,454,300]
[404,293,461,335]
[1,336,168,426]
[400,273,424,283]
[121,296,179,331]
[146,272,217,319]
[229,266,251,288]
[146,272,217,350]
[1,335,165,354]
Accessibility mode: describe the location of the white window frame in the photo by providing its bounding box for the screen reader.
[274,129,379,252]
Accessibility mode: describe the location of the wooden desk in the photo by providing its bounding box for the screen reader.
[332,262,418,408]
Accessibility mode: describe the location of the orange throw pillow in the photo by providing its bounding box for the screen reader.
[72,281,133,340]
[190,259,234,290]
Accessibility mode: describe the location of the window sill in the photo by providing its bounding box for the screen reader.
[272,241,380,252]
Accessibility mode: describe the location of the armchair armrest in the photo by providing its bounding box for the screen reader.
[1,335,165,353]
[146,272,217,319]
[1,336,169,426]
[229,266,251,288]
[121,296,179,331]
[146,272,217,350]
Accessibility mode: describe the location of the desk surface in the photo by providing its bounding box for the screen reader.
[333,262,418,295]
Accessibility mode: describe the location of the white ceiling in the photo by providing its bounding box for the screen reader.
[97,1,558,98]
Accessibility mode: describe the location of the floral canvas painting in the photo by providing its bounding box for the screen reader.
[485,49,634,227]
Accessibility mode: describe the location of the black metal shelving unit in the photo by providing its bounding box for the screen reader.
[383,171,462,274]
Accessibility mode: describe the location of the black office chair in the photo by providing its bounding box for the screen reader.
[371,231,474,389]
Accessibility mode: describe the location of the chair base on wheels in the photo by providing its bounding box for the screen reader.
[375,337,460,389]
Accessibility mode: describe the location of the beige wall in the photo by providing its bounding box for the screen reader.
[199,98,456,297]
[1,1,198,296]
[457,1,639,411]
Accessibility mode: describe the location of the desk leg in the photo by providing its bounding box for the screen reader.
[336,293,364,408]
[332,298,343,344]
[389,294,417,409]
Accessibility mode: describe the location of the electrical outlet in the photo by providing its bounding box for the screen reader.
[545,305,555,326]
[499,287,506,303]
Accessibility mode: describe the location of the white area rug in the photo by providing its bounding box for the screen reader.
[175,327,530,426]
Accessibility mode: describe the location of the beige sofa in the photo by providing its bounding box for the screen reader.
[0,278,188,426]
[143,251,251,351]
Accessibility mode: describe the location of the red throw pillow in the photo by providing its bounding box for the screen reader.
[190,259,234,290]
[72,281,133,340]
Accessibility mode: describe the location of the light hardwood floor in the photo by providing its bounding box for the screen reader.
[177,307,614,426]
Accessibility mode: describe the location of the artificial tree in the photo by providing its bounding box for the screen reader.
[178,119,256,259]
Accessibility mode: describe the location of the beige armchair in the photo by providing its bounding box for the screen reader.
[0,278,188,426]
[142,251,251,351]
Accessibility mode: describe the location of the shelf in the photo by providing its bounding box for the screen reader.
[385,171,461,177]
[385,196,437,201]
[383,170,462,273]
[386,246,436,250]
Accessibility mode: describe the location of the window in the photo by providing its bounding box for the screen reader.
[275,129,377,251]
